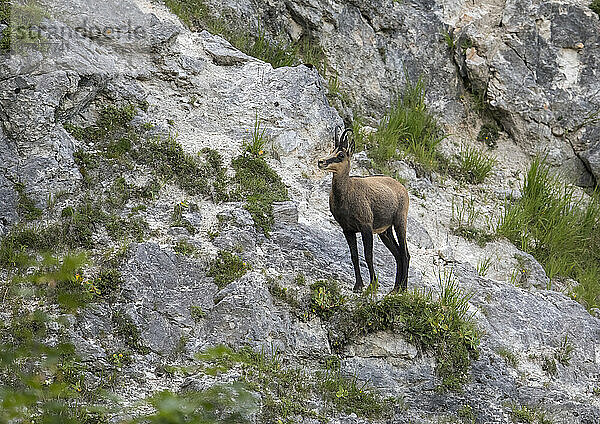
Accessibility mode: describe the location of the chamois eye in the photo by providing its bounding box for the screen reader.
[337,152,345,159]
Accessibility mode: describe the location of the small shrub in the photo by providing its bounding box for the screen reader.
[456,145,497,184]
[208,250,250,289]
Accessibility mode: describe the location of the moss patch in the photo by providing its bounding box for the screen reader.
[208,250,250,289]
[231,154,289,235]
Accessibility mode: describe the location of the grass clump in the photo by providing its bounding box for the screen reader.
[456,145,497,184]
[356,76,446,174]
[328,272,480,391]
[497,347,518,368]
[208,250,250,289]
[554,335,574,366]
[509,403,553,424]
[497,158,600,310]
[591,0,600,16]
[139,135,227,199]
[174,239,197,256]
[316,360,395,418]
[190,305,207,323]
[192,345,395,422]
[67,104,228,201]
[14,181,42,220]
[232,150,289,235]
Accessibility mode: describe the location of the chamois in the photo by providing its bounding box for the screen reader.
[318,127,410,294]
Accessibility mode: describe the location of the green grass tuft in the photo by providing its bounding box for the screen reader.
[356,76,446,174]
[456,145,497,184]
[208,250,250,289]
[451,196,495,246]
[591,0,600,16]
[497,158,600,310]
[191,345,395,422]
[509,403,553,424]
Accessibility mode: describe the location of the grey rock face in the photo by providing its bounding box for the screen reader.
[200,0,465,124]
[452,0,600,184]
[513,250,551,290]
[407,216,434,249]
[201,0,600,185]
[2,0,600,421]
[201,30,254,66]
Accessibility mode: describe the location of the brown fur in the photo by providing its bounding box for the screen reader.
[318,129,410,293]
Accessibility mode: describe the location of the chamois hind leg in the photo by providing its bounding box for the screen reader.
[379,227,403,291]
[391,217,410,293]
[343,230,363,293]
[360,228,376,289]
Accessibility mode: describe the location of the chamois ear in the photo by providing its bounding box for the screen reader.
[340,128,353,153]
[347,130,355,154]
[334,125,342,149]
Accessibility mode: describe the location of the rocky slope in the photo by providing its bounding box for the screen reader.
[1,0,600,423]
[201,0,600,186]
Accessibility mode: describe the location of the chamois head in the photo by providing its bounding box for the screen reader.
[318,127,355,174]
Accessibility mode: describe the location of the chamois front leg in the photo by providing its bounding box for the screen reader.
[360,228,376,289]
[343,230,363,293]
